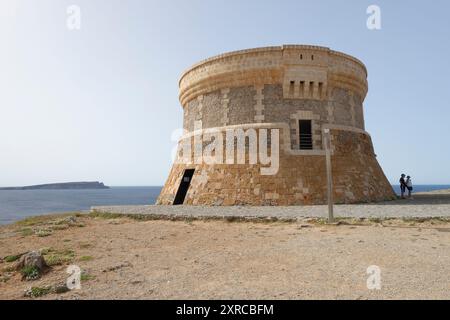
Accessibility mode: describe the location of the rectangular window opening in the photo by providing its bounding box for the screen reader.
[299,120,313,150]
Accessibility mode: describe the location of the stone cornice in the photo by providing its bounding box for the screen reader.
[179,45,368,107]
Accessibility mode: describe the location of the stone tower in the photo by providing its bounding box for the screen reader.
[157,45,395,205]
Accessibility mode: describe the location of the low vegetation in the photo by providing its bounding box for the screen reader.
[89,211,124,220]
[79,255,93,262]
[20,265,40,281]
[4,254,22,263]
[24,286,52,298]
[42,248,75,266]
[20,228,34,237]
[14,213,86,238]
[16,213,81,227]
[81,271,95,282]
[35,229,53,237]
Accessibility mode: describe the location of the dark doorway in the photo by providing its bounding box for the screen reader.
[173,169,195,205]
[299,120,313,150]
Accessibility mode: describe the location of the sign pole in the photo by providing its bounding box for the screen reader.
[323,128,334,223]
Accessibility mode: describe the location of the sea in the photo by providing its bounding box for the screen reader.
[0,186,162,225]
[0,185,449,225]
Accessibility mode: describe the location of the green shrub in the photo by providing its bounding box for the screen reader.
[81,272,95,282]
[4,254,21,263]
[20,228,34,237]
[27,286,52,298]
[43,249,75,266]
[35,229,53,237]
[21,266,40,280]
[79,256,93,262]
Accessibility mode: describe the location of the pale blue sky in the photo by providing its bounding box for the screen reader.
[1,0,449,186]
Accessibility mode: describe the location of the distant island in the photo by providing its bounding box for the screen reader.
[0,181,110,190]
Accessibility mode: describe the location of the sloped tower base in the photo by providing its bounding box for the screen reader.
[157,127,395,205]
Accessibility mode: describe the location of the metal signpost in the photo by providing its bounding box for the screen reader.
[323,128,334,223]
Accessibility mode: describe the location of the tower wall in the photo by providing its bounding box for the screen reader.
[157,45,395,205]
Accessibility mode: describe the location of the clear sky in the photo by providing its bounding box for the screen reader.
[1,0,449,186]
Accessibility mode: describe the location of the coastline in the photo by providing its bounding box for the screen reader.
[1,185,448,226]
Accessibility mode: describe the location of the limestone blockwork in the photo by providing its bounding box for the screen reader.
[157,45,395,205]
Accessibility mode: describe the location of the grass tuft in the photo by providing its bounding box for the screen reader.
[26,286,52,298]
[80,272,95,282]
[15,213,76,227]
[35,229,53,237]
[79,255,93,262]
[20,228,34,237]
[4,254,22,263]
[89,210,123,220]
[43,248,75,266]
[21,265,40,280]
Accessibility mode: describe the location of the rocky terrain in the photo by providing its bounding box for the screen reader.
[0,212,449,300]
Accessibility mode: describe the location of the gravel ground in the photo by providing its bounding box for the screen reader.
[0,215,449,300]
[91,191,450,220]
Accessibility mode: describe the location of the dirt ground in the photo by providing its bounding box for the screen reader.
[0,214,449,300]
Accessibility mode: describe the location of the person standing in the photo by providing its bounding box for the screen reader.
[406,176,413,198]
[399,174,407,199]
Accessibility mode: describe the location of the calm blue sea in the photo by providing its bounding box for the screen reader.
[0,186,162,225]
[0,185,449,225]
[391,184,450,195]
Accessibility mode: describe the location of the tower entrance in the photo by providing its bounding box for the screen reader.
[173,169,195,205]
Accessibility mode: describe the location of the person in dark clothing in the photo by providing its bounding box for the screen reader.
[399,174,407,199]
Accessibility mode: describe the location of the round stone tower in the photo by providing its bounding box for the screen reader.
[157,45,395,205]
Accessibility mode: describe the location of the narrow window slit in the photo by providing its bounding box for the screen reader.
[299,120,313,150]
[289,81,295,95]
[318,82,323,98]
